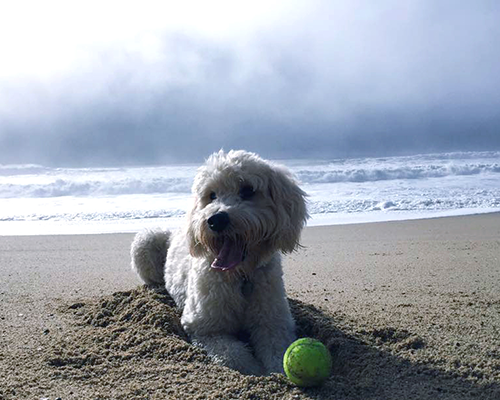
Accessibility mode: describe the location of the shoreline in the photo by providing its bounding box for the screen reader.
[1,209,499,237]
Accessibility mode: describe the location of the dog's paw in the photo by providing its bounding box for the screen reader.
[192,334,265,376]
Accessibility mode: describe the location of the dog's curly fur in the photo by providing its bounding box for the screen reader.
[131,150,308,375]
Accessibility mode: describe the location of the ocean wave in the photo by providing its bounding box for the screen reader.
[295,163,500,184]
[1,152,499,198]
[0,177,193,198]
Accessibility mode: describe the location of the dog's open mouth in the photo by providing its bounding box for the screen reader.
[211,236,246,271]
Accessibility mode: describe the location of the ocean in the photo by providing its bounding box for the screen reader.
[1,151,499,235]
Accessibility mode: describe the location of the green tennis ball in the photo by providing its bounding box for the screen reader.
[283,338,332,387]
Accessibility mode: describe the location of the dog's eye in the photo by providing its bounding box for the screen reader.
[209,192,217,201]
[240,185,255,200]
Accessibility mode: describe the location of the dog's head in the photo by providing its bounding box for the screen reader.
[186,150,308,272]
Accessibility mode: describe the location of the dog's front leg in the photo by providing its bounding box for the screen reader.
[191,334,264,376]
[244,262,296,375]
[247,302,296,375]
[244,283,296,374]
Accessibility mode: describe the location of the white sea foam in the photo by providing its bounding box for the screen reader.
[0,151,499,235]
[295,162,500,184]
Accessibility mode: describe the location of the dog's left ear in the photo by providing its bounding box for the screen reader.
[268,166,308,253]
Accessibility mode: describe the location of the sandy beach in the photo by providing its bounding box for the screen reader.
[1,213,499,399]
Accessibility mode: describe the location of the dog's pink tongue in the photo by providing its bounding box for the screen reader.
[211,238,244,271]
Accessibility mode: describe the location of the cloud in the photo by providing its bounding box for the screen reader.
[1,1,500,165]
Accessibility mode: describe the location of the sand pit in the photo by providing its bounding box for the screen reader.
[37,287,299,400]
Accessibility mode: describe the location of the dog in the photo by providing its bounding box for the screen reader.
[130,150,308,375]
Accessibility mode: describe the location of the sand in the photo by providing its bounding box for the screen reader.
[1,213,499,399]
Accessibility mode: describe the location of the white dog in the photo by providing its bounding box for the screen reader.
[131,150,308,375]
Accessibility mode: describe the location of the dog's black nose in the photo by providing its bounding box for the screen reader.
[207,212,230,232]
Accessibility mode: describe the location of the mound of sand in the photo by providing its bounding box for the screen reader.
[43,287,300,400]
[3,286,499,400]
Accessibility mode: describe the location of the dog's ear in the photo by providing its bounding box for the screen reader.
[185,199,206,257]
[268,166,308,253]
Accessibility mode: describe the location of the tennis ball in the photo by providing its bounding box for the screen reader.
[283,338,332,387]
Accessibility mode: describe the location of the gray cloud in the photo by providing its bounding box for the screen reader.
[1,1,500,166]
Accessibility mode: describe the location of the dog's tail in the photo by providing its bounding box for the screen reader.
[130,228,171,285]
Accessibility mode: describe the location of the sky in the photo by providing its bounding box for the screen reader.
[1,0,499,166]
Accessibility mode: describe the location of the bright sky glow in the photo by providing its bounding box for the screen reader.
[0,0,308,80]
